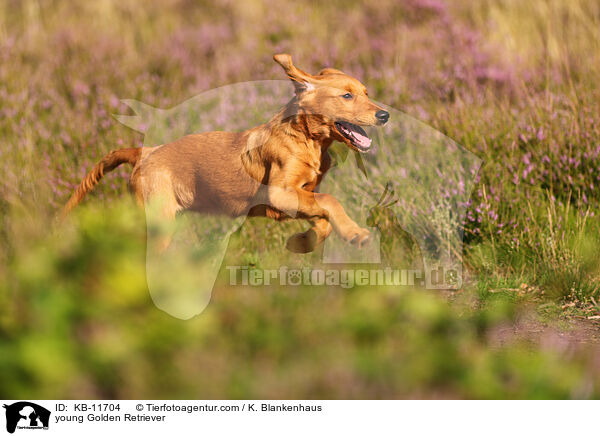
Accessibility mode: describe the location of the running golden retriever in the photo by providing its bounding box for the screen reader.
[62,54,389,252]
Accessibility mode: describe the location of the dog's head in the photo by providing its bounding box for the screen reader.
[274,54,389,153]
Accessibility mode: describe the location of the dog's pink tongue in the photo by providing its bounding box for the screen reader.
[349,125,371,148]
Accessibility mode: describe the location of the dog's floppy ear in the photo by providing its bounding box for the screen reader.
[318,67,345,76]
[273,54,316,95]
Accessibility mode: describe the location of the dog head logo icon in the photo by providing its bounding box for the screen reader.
[3,402,50,434]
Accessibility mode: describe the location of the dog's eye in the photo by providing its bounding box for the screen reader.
[341,93,353,99]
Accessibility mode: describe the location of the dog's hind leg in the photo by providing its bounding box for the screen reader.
[285,218,333,253]
[139,172,181,253]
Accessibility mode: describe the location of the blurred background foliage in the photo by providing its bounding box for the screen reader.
[0,0,600,398]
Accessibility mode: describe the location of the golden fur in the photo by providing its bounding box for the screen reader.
[63,54,389,253]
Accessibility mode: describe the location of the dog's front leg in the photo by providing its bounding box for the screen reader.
[286,218,333,253]
[268,184,371,248]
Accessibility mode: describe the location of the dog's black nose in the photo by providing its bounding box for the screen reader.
[376,110,389,124]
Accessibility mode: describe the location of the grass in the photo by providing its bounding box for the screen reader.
[0,0,599,398]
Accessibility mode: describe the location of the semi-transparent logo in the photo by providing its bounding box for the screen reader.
[115,80,481,319]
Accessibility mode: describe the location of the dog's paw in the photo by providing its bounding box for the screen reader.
[286,230,317,253]
[342,227,371,248]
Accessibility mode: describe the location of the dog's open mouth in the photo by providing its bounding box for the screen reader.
[335,121,372,152]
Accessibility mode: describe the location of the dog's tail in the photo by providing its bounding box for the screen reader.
[61,147,142,218]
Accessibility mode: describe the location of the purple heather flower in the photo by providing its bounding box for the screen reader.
[536,128,545,141]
